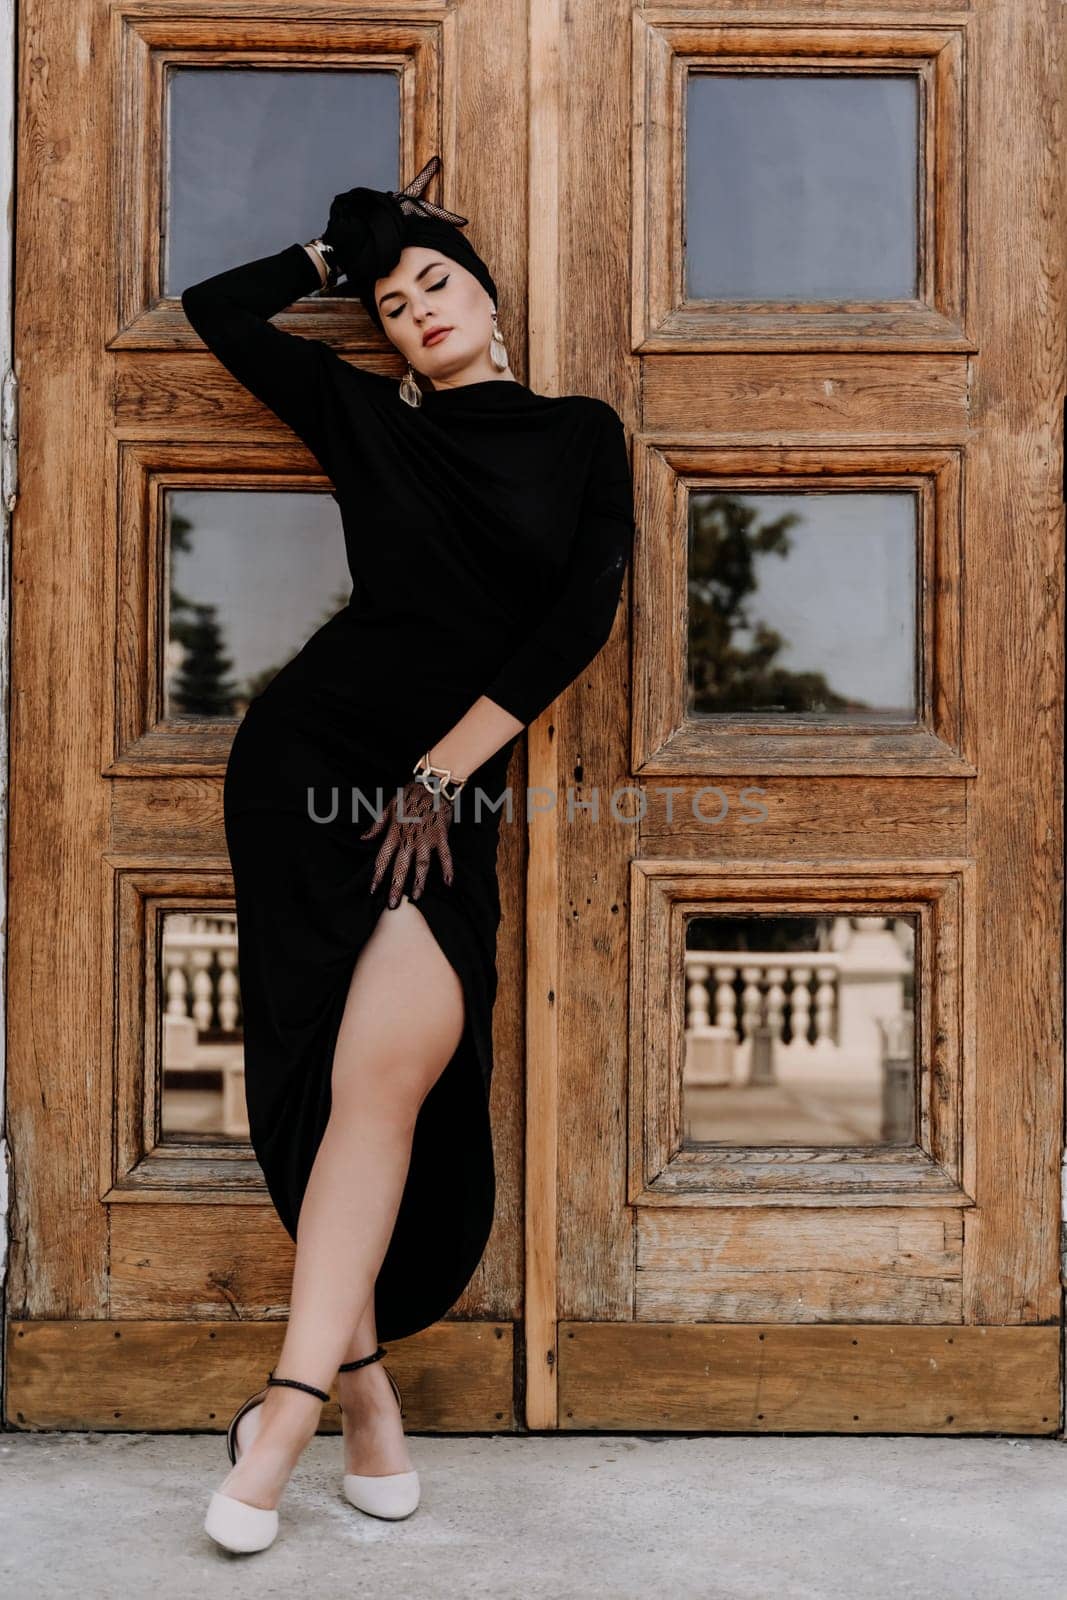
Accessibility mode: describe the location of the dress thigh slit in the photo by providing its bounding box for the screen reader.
[223,800,499,1344]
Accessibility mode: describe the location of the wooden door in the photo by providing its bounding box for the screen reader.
[7,2,528,1430]
[533,0,1065,1432]
[6,0,1063,1441]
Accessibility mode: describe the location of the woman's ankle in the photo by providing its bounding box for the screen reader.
[256,1384,327,1448]
[338,1363,397,1419]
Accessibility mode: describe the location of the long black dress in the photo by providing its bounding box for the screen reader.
[180,242,634,1342]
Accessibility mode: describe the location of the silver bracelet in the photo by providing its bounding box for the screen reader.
[413,752,467,803]
[303,237,338,289]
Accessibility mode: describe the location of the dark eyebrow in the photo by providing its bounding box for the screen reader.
[377,260,449,309]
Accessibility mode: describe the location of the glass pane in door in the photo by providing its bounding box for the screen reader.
[165,66,399,294]
[682,912,918,1146]
[164,488,352,720]
[160,909,245,1140]
[686,73,920,301]
[687,490,918,721]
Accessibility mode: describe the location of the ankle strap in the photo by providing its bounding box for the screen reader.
[337,1343,387,1373]
[266,1370,331,1403]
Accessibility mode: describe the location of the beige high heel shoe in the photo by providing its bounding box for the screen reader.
[338,1344,421,1519]
[203,1371,331,1554]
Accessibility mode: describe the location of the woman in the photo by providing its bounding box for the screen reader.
[181,155,634,1554]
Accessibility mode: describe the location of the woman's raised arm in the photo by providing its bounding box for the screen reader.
[180,241,347,477]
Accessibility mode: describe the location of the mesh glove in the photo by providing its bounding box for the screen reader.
[360,780,456,909]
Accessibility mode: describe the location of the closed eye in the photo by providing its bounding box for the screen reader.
[386,275,449,319]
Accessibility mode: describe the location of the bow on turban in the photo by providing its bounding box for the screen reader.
[323,154,498,331]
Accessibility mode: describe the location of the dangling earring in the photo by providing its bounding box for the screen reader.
[399,361,422,408]
[489,310,509,371]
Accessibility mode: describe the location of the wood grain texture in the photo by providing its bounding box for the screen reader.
[641,354,971,434]
[7,1318,515,1432]
[523,0,562,1433]
[105,1186,524,1331]
[961,0,1064,1324]
[554,0,639,1340]
[8,0,114,1320]
[636,1208,965,1323]
[637,776,967,850]
[558,1321,1059,1434]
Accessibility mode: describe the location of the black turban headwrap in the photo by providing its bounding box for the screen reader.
[326,154,498,332]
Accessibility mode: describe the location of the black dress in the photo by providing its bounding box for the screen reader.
[180,243,634,1342]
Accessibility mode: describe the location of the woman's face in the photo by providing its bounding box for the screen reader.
[374,246,503,388]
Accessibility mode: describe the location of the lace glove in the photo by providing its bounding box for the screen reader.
[360,779,456,909]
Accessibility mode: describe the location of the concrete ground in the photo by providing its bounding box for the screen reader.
[2,1430,1065,1598]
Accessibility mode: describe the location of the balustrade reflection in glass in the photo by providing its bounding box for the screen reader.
[682,913,917,1146]
[160,910,245,1139]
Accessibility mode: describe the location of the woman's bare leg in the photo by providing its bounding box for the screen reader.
[218,894,465,1509]
[336,1299,409,1477]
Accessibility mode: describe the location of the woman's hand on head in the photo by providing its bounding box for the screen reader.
[322,187,402,284]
